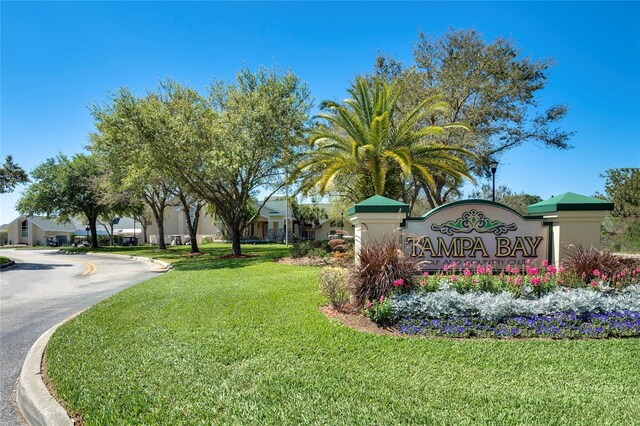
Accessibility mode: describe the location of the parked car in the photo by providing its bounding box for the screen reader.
[121,237,138,247]
[46,238,61,247]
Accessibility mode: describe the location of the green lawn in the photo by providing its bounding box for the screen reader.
[46,245,640,425]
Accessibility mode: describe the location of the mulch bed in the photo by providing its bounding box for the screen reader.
[319,306,398,336]
[275,257,331,267]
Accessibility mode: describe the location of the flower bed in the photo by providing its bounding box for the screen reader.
[360,259,640,339]
[398,311,640,339]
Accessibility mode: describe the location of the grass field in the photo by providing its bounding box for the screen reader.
[0,256,12,265]
[46,245,640,425]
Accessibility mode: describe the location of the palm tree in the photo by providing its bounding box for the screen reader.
[297,77,476,199]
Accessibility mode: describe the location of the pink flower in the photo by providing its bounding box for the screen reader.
[531,277,541,286]
[559,265,565,273]
[486,264,493,274]
[450,275,457,282]
[366,301,373,308]
[463,268,472,277]
[593,269,601,277]
[542,259,548,267]
[515,276,522,286]
[590,281,597,287]
[423,271,430,277]
[379,295,385,302]
[477,266,485,274]
[547,265,557,274]
[393,278,405,287]
[420,281,427,287]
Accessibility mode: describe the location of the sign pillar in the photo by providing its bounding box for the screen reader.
[347,195,409,265]
[527,193,614,266]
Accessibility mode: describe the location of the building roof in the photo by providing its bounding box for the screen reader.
[18,216,80,233]
[347,195,410,215]
[526,192,614,214]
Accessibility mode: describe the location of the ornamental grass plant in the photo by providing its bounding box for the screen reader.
[350,236,420,308]
[562,245,640,287]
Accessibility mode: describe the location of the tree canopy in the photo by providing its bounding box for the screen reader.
[296,77,476,212]
[16,154,113,248]
[470,183,542,216]
[0,155,28,194]
[372,28,574,207]
[91,68,311,256]
[599,168,640,252]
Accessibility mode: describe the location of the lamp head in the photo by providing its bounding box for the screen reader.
[489,160,499,174]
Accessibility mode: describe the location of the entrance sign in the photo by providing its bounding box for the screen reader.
[404,201,548,270]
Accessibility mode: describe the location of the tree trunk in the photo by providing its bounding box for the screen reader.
[142,225,148,244]
[157,218,167,250]
[89,216,99,248]
[149,208,167,250]
[185,206,201,254]
[231,222,242,256]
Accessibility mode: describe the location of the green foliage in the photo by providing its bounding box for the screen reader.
[599,168,640,252]
[318,267,350,311]
[289,240,324,258]
[364,297,393,325]
[0,155,28,194]
[45,245,640,425]
[16,154,113,247]
[470,183,542,215]
[372,29,574,207]
[296,77,476,201]
[93,69,311,256]
[602,168,640,219]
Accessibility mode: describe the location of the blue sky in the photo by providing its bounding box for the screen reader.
[1,1,639,223]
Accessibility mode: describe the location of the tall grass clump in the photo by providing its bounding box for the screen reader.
[562,245,640,286]
[351,236,420,307]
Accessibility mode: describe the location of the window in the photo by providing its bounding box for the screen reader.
[21,220,28,238]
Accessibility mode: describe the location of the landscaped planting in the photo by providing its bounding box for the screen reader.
[398,310,640,339]
[45,245,640,424]
[358,242,640,339]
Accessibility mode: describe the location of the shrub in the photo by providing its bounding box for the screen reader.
[201,236,213,244]
[318,267,350,311]
[327,237,353,253]
[364,297,393,325]
[391,285,640,323]
[350,236,421,308]
[290,240,324,258]
[308,247,329,258]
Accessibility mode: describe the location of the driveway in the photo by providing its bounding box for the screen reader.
[0,249,165,425]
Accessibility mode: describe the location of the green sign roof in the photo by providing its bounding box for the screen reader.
[526,192,614,214]
[347,195,410,215]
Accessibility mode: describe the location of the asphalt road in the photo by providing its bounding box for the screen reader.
[0,249,165,425]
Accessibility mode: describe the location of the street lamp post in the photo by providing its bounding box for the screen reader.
[489,160,499,202]
[341,212,344,230]
[85,226,90,244]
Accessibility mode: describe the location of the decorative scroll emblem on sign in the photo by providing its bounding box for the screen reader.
[431,209,517,236]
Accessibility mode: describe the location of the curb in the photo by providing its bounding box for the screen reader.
[17,313,80,426]
[17,253,172,425]
[59,250,173,271]
[85,252,173,271]
[0,260,16,270]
